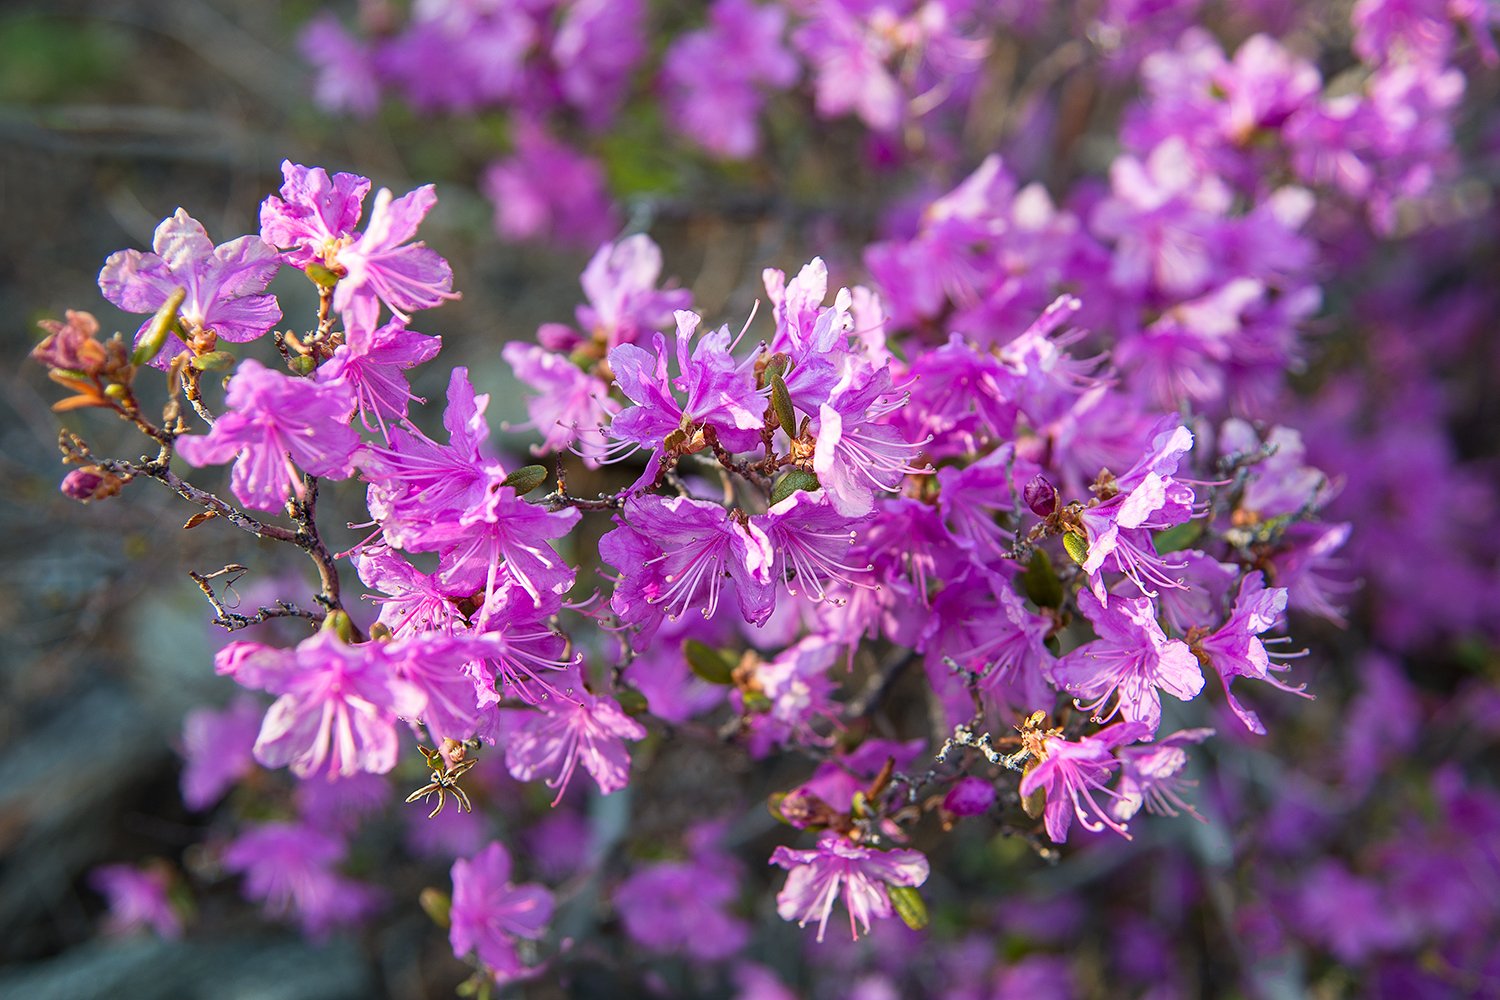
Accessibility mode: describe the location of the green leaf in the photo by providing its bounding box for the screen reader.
[1154,519,1204,553]
[615,685,649,716]
[1061,532,1089,566]
[419,888,451,928]
[770,372,797,435]
[767,793,793,825]
[888,885,929,931]
[1021,548,1064,609]
[501,464,549,495]
[191,350,236,372]
[770,469,821,506]
[304,262,341,289]
[684,639,736,685]
[131,286,185,366]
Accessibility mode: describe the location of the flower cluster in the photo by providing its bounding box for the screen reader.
[35,0,1500,993]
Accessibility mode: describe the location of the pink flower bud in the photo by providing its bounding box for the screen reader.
[1024,474,1057,518]
[942,776,996,817]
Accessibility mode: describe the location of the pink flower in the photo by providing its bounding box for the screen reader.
[179,695,262,810]
[260,160,458,329]
[224,821,382,938]
[90,863,182,939]
[769,833,929,942]
[1020,723,1147,843]
[502,690,647,803]
[449,841,554,983]
[317,313,441,433]
[174,358,359,512]
[615,853,749,960]
[1056,589,1204,734]
[1112,727,1215,822]
[246,631,423,780]
[98,209,281,367]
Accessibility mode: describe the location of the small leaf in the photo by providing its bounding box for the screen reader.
[419,887,451,929]
[182,510,218,530]
[761,352,791,387]
[767,793,792,825]
[1154,520,1204,554]
[191,350,236,372]
[288,355,316,376]
[1020,548,1064,609]
[684,639,736,685]
[888,885,929,931]
[1061,532,1089,566]
[305,262,341,288]
[615,685,649,716]
[502,464,549,495]
[131,286,186,366]
[770,469,821,506]
[1021,759,1046,819]
[770,373,796,435]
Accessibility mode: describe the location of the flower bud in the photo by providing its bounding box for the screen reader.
[60,465,124,503]
[1024,474,1057,518]
[31,311,106,373]
[942,776,996,817]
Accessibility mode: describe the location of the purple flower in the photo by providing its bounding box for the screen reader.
[502,690,647,803]
[1020,723,1146,843]
[1194,572,1310,734]
[376,3,534,113]
[552,0,646,127]
[502,342,617,461]
[792,4,902,132]
[180,695,262,810]
[607,310,765,472]
[433,467,581,607]
[360,367,498,548]
[175,359,359,512]
[299,14,381,118]
[769,833,929,942]
[572,234,693,348]
[449,841,554,984]
[1090,137,1232,298]
[244,631,422,780]
[259,160,457,329]
[90,863,182,939]
[737,638,841,755]
[615,855,749,960]
[662,0,798,157]
[814,367,929,517]
[317,313,441,433]
[98,209,281,367]
[605,494,776,629]
[1057,589,1204,734]
[1077,422,1197,602]
[382,631,491,745]
[259,161,369,270]
[356,545,467,638]
[481,123,617,248]
[224,821,382,938]
[471,581,581,707]
[1111,727,1214,821]
[754,489,871,605]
